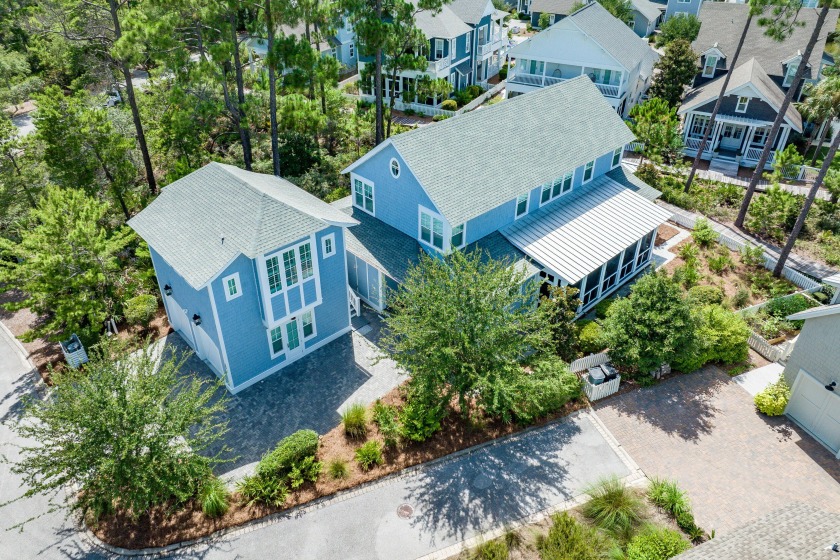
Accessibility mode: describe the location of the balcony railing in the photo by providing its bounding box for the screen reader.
[593,82,619,98]
[428,57,451,73]
[477,38,502,56]
[510,71,619,97]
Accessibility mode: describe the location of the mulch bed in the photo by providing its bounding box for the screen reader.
[92,388,589,550]
[655,223,680,246]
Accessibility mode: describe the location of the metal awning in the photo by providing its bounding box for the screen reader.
[501,174,672,284]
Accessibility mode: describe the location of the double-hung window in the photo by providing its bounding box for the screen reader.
[420,210,444,250]
[735,96,749,113]
[349,43,355,58]
[299,243,314,280]
[266,256,283,294]
[282,249,298,287]
[322,234,336,258]
[690,115,710,137]
[450,38,456,61]
[270,325,284,355]
[465,31,471,53]
[783,62,798,87]
[451,224,465,248]
[583,160,595,183]
[515,194,529,218]
[434,38,444,59]
[702,55,717,78]
[301,310,315,338]
[540,172,573,205]
[612,147,622,168]
[752,127,769,146]
[353,177,374,214]
[223,273,242,301]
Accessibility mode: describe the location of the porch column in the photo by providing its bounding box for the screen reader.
[541,63,547,86]
[740,125,756,154]
[630,237,643,273]
[709,120,724,153]
[776,125,791,151]
[684,113,695,144]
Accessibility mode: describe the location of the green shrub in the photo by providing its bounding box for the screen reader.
[691,218,717,247]
[440,99,457,111]
[626,525,691,560]
[687,285,724,306]
[707,250,734,274]
[341,403,368,439]
[754,378,790,416]
[582,476,644,539]
[327,458,349,479]
[372,400,401,447]
[399,395,445,442]
[594,297,616,320]
[287,455,322,489]
[432,114,451,121]
[678,242,700,263]
[512,356,581,424]
[537,512,616,560]
[739,243,765,268]
[732,286,751,308]
[499,63,508,80]
[355,440,384,471]
[256,429,320,479]
[647,478,690,518]
[469,538,509,560]
[237,473,289,507]
[466,84,484,98]
[672,260,700,289]
[123,294,158,325]
[674,304,749,372]
[636,163,661,188]
[765,294,816,328]
[746,186,802,242]
[714,184,742,207]
[199,475,230,518]
[577,320,605,354]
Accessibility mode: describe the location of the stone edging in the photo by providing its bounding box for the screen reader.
[82,408,618,558]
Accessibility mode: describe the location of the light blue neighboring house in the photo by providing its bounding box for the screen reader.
[128,163,359,393]
[339,76,671,313]
[664,0,816,21]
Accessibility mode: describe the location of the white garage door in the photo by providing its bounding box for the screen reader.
[166,295,195,348]
[787,370,840,454]
[194,325,224,376]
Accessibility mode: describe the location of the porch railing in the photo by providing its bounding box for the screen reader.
[685,136,714,153]
[593,82,619,98]
[744,147,776,164]
[478,39,502,56]
[428,57,451,73]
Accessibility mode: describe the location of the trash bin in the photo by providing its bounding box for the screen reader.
[588,366,605,386]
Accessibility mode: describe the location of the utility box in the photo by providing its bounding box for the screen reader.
[60,334,89,369]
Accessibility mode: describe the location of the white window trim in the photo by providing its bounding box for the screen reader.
[539,171,573,207]
[783,62,799,87]
[735,96,749,113]
[349,42,355,58]
[351,173,375,216]
[321,233,336,258]
[301,309,317,340]
[266,307,318,359]
[222,272,242,302]
[466,30,471,53]
[514,193,530,219]
[611,147,622,169]
[267,324,285,359]
[450,38,456,61]
[582,160,595,184]
[389,157,400,178]
[418,205,447,251]
[451,222,466,249]
[434,38,444,59]
[702,55,717,78]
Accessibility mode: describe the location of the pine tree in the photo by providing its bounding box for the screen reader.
[648,39,697,108]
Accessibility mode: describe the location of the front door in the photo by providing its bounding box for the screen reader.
[285,316,304,360]
[720,125,744,151]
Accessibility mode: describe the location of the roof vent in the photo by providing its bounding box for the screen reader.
[220,235,225,245]
[830,543,839,552]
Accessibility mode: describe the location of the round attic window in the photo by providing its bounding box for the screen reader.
[390,158,400,178]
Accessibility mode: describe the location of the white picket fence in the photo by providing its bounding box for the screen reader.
[747,331,784,362]
[570,351,611,373]
[625,141,645,153]
[583,375,622,402]
[666,212,822,291]
[459,81,506,113]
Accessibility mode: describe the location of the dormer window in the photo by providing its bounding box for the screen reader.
[735,96,749,113]
[783,61,799,87]
[702,55,717,78]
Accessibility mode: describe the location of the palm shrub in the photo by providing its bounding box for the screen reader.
[626,525,691,560]
[754,378,790,416]
[199,475,230,518]
[691,218,718,247]
[355,441,384,471]
[342,403,368,439]
[327,458,349,479]
[582,476,644,539]
[537,512,617,560]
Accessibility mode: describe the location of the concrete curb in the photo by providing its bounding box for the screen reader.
[82,409,624,558]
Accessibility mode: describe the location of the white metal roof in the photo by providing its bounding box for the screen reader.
[501,174,671,283]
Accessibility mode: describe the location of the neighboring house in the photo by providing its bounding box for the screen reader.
[665,0,818,21]
[507,2,659,117]
[675,503,840,559]
[782,275,840,457]
[529,0,662,37]
[629,0,664,38]
[128,163,359,393]
[244,19,359,73]
[338,77,671,314]
[678,3,839,170]
[527,0,579,28]
[357,0,507,107]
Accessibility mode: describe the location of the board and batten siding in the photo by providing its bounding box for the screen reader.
[783,314,840,387]
[351,144,444,246]
[211,225,352,390]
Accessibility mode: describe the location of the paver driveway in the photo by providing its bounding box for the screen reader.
[594,366,840,535]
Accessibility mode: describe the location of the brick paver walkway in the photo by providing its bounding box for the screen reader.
[594,366,840,536]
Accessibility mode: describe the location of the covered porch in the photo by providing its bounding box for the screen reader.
[507,59,625,100]
[682,112,794,170]
[501,171,672,315]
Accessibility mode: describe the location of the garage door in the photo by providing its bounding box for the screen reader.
[787,370,840,454]
[166,295,195,349]
[194,325,224,376]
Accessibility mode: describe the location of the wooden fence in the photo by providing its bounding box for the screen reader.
[570,351,611,373]
[583,375,622,402]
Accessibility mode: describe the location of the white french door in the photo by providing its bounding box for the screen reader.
[284,317,304,360]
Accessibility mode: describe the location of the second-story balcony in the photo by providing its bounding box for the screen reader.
[509,70,620,97]
[478,38,503,57]
[428,56,451,74]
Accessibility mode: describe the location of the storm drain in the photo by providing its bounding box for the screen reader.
[397,504,414,519]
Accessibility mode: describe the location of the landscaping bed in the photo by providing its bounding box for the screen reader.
[742,293,821,340]
[90,386,588,550]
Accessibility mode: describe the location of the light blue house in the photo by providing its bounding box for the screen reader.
[339,76,672,313]
[128,163,359,393]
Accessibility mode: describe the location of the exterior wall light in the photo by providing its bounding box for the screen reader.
[192,314,202,326]
[164,284,172,296]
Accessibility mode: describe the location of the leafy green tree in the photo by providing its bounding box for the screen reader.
[539,12,551,28]
[382,250,550,421]
[596,0,633,25]
[628,97,683,165]
[771,143,803,183]
[655,14,701,47]
[538,285,582,362]
[0,186,133,343]
[601,271,698,374]
[12,338,230,521]
[0,45,43,112]
[0,115,47,230]
[648,40,697,107]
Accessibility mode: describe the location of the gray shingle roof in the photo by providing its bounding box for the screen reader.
[679,58,803,131]
[568,2,657,71]
[606,166,662,201]
[502,172,671,282]
[630,0,663,23]
[694,3,840,81]
[129,163,357,289]
[332,197,422,283]
[676,503,840,560]
[346,77,635,227]
[529,0,579,15]
[414,5,472,39]
[448,0,491,25]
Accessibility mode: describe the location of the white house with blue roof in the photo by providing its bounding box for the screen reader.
[339,76,671,312]
[128,164,359,393]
